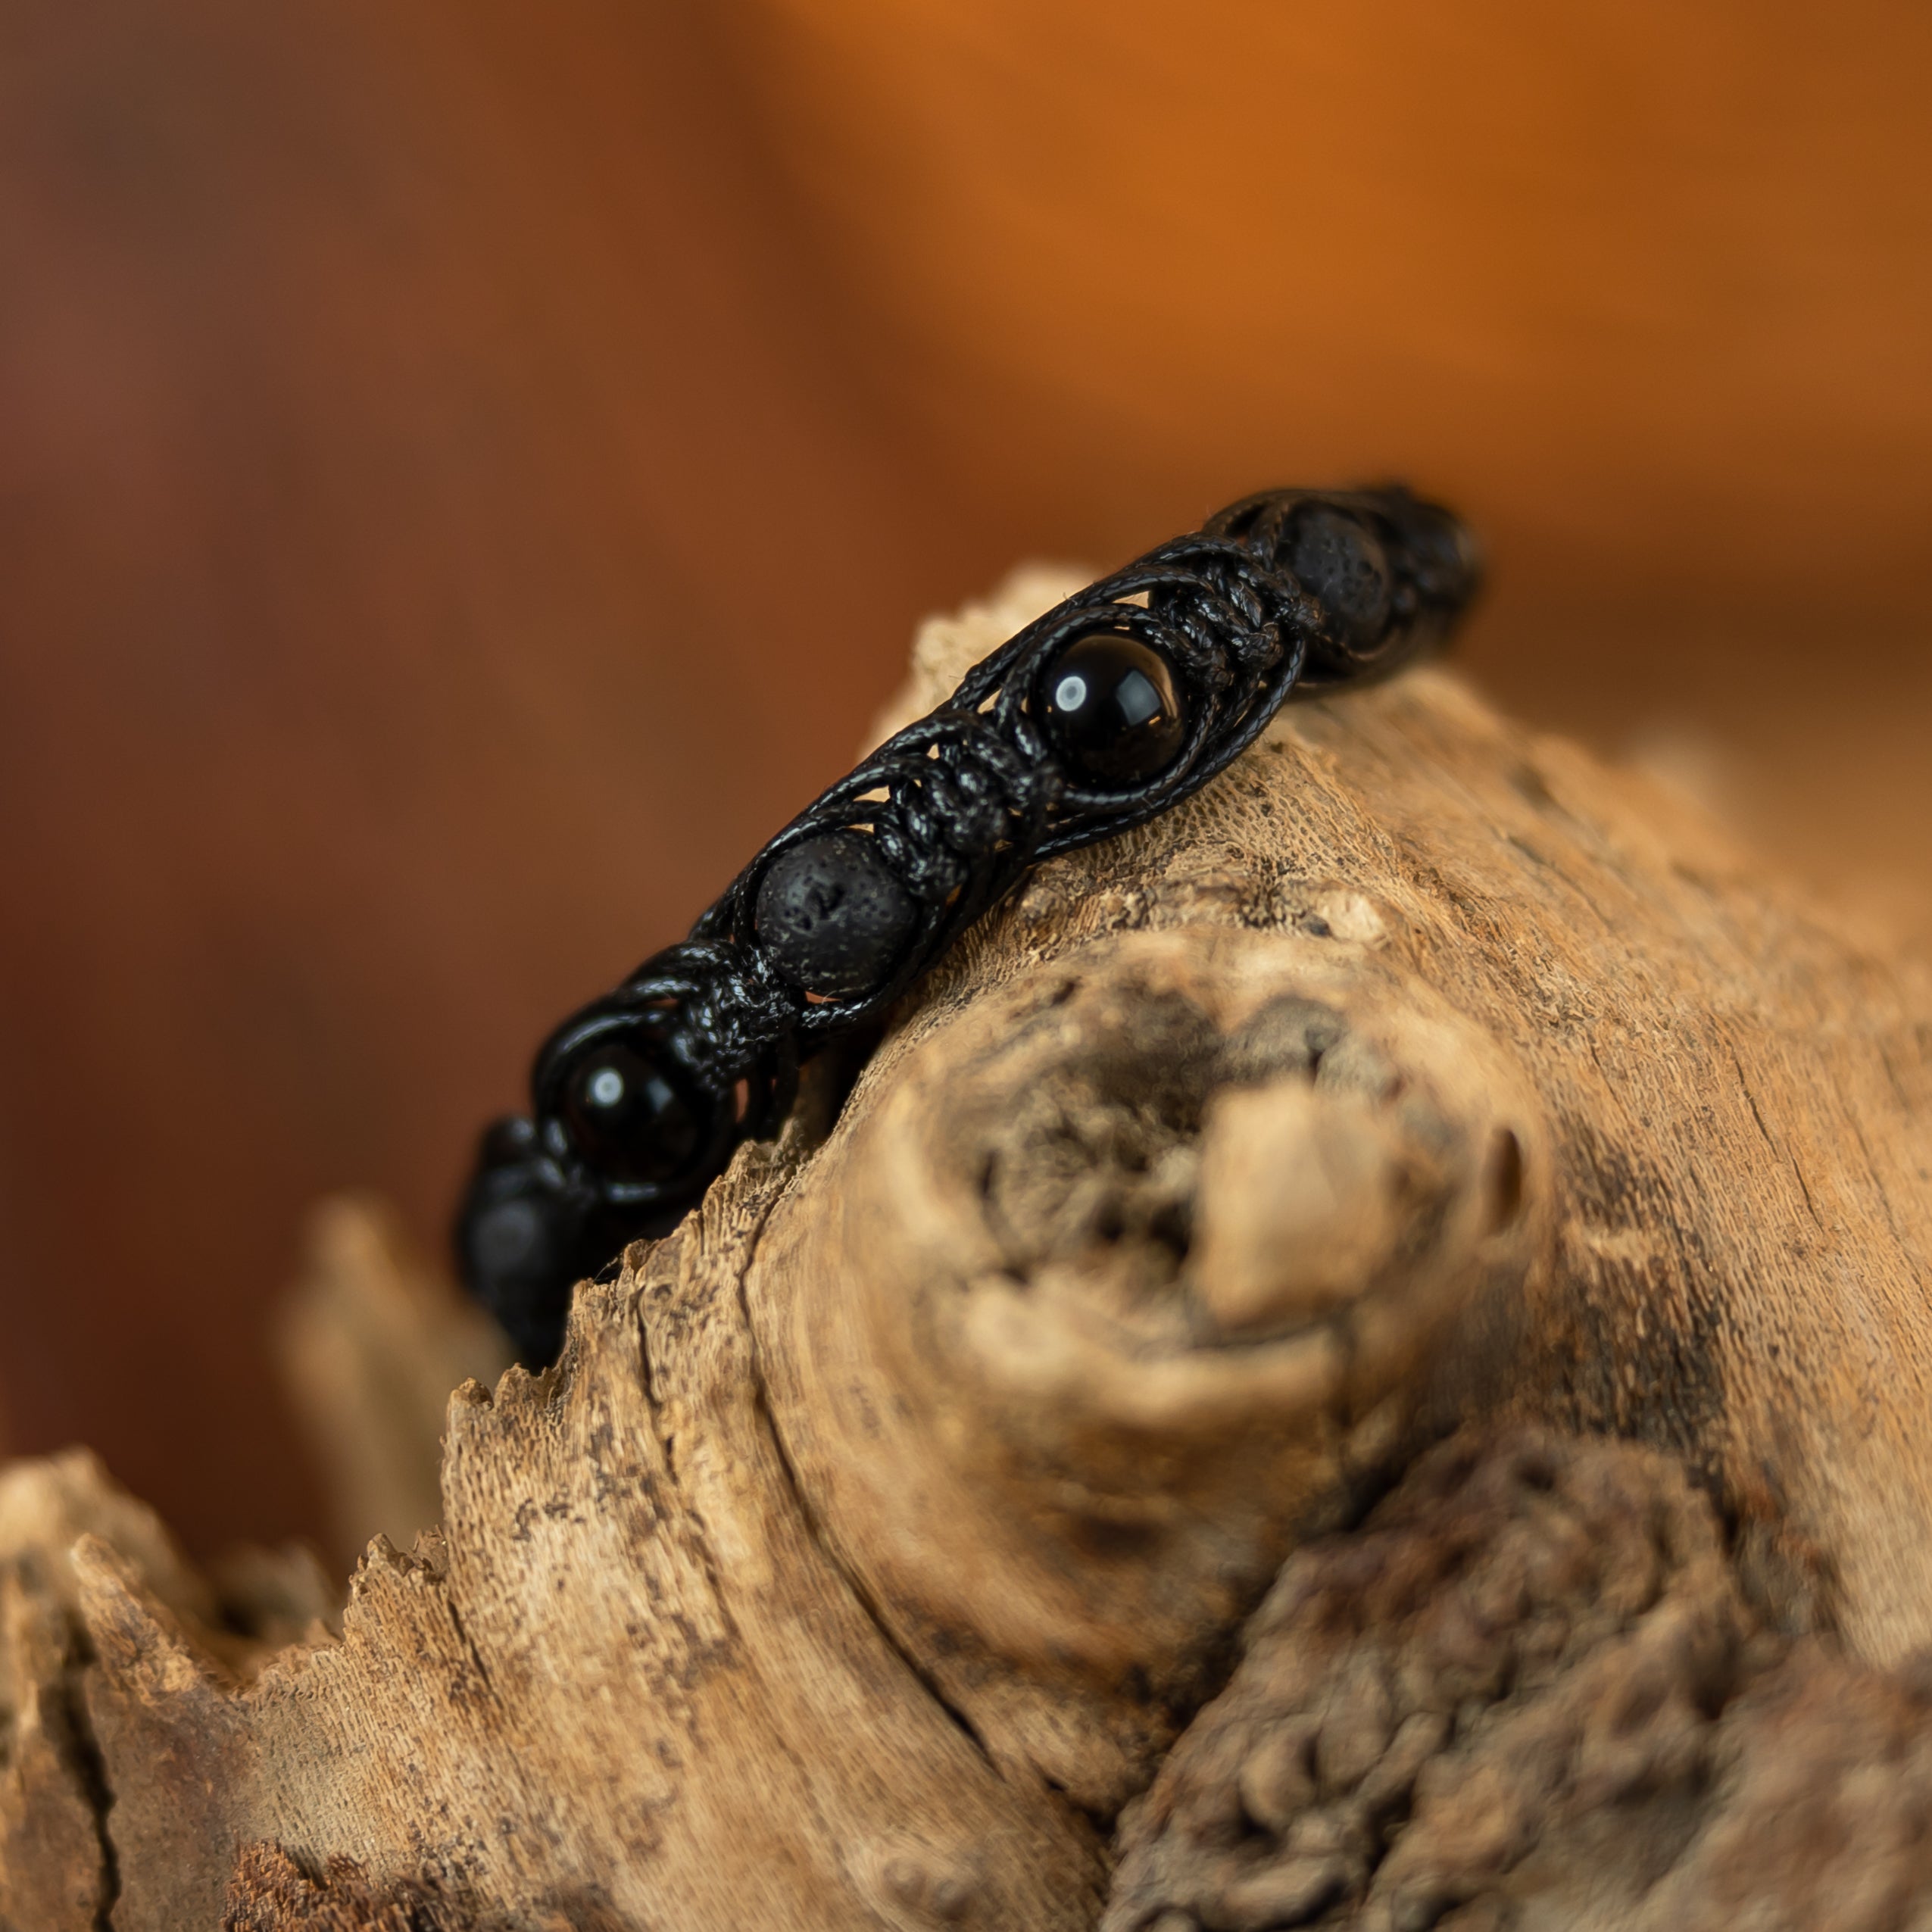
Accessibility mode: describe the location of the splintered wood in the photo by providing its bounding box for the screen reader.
[4,575,1931,1928]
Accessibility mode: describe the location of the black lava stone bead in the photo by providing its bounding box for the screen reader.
[1038,632,1188,788]
[558,1038,707,1184]
[456,1119,602,1366]
[1291,507,1394,648]
[754,830,918,999]
[460,1188,576,1364]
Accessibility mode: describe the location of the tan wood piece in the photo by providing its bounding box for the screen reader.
[4,571,1930,1928]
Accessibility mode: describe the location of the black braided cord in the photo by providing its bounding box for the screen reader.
[458,485,1481,1363]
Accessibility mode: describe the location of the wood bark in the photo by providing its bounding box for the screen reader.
[5,570,1932,1928]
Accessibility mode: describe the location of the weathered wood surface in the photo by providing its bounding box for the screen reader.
[1109,1428,1932,1932]
[5,572,1932,1928]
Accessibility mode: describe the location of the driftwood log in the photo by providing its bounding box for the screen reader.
[5,569,1932,1930]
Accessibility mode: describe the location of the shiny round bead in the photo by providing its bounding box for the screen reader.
[558,1038,706,1184]
[1038,632,1188,788]
[754,830,918,999]
[1291,508,1393,648]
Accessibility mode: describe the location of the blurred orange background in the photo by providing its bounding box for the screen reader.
[2,0,1927,1554]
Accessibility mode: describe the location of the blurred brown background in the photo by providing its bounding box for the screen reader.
[1,0,1927,1556]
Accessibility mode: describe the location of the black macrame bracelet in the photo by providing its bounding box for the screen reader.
[458,486,1481,1364]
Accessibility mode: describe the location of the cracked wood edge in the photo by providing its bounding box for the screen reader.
[2,570,1930,1927]
[6,1156,1103,1931]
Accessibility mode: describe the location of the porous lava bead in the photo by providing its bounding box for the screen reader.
[558,1038,707,1184]
[1038,632,1188,788]
[754,830,918,999]
[456,1116,604,1366]
[467,1191,551,1281]
[460,1187,579,1366]
[1291,507,1393,648]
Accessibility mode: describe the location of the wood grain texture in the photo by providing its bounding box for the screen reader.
[5,0,1930,1562]
[4,581,1932,1925]
[1109,1428,1932,1932]
[32,1194,1103,1930]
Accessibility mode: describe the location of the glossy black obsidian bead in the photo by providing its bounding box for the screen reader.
[1038,632,1188,788]
[1291,507,1394,649]
[557,1038,708,1185]
[754,830,918,999]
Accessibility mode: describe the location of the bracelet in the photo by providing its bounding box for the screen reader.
[457,486,1481,1364]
